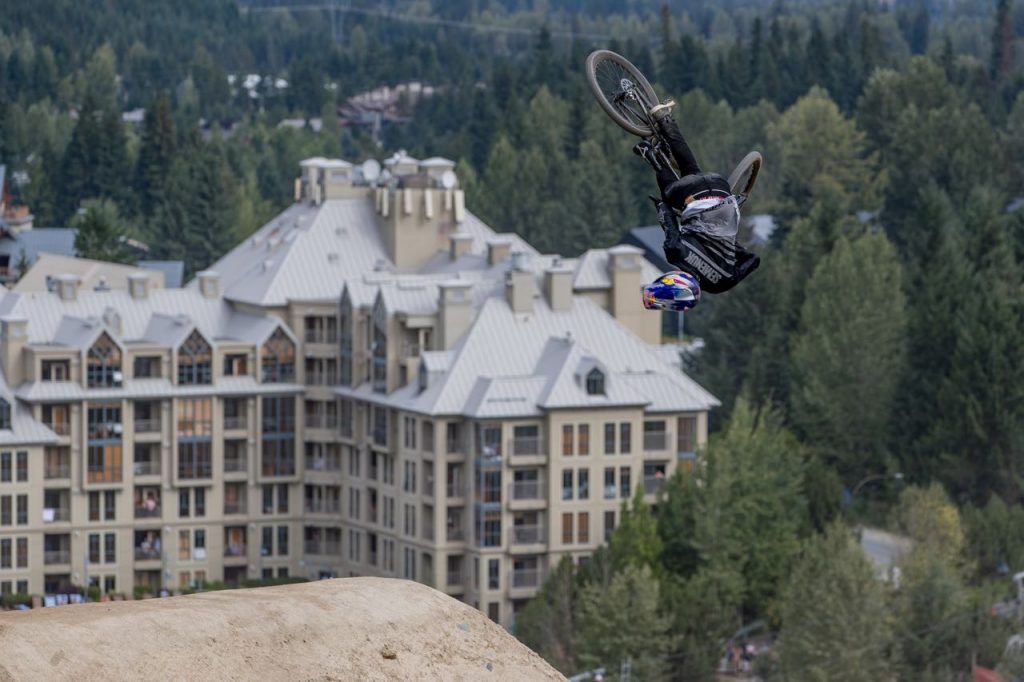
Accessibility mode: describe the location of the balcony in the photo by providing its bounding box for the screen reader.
[262,417,295,433]
[87,465,122,484]
[43,507,70,523]
[44,550,71,565]
[178,462,212,480]
[134,546,162,561]
[46,421,71,437]
[510,568,542,589]
[508,436,540,456]
[134,504,161,519]
[644,476,666,495]
[446,569,462,587]
[509,480,545,501]
[446,527,465,543]
[644,431,668,452]
[133,460,161,476]
[224,454,247,474]
[446,481,465,499]
[305,414,340,430]
[304,499,341,514]
[134,418,161,434]
[224,501,247,515]
[224,543,247,558]
[224,415,248,431]
[306,372,339,386]
[304,330,338,344]
[305,455,341,473]
[44,463,70,479]
[304,540,341,556]
[509,525,544,546]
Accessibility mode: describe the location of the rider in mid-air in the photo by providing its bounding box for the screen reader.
[635,102,760,309]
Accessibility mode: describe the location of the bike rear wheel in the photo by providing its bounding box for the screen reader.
[585,50,660,137]
[728,151,763,199]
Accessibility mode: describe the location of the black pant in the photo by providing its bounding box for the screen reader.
[653,113,702,194]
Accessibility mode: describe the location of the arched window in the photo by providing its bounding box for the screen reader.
[585,368,605,396]
[178,331,212,385]
[261,328,295,383]
[87,333,122,387]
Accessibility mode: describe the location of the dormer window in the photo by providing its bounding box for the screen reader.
[261,328,295,383]
[0,399,10,430]
[178,331,213,385]
[42,359,70,381]
[585,368,605,396]
[87,333,122,388]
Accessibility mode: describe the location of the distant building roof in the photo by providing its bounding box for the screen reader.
[14,254,165,293]
[0,228,77,263]
[137,260,185,288]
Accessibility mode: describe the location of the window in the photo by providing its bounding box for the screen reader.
[644,420,667,451]
[16,538,27,568]
[488,602,500,623]
[177,331,212,385]
[15,495,26,525]
[678,416,697,454]
[261,328,296,383]
[104,490,115,521]
[488,559,500,590]
[277,484,289,513]
[278,526,289,555]
[604,467,616,499]
[371,302,387,393]
[604,510,616,542]
[0,400,10,431]
[42,359,70,381]
[446,423,460,453]
[133,355,160,379]
[578,512,590,544]
[578,469,589,500]
[620,466,631,499]
[604,423,616,455]
[178,441,212,479]
[87,444,123,483]
[262,396,296,477]
[620,423,632,454]
[477,510,501,547]
[422,421,435,453]
[585,368,605,395]
[87,333,122,387]
[261,527,272,556]
[578,424,590,455]
[479,471,501,504]
[224,353,248,376]
[561,513,573,544]
[87,403,122,441]
[88,533,101,563]
[339,301,353,387]
[562,425,574,456]
[178,398,213,437]
[403,416,417,450]
[0,452,8,481]
[104,575,116,593]
[104,533,116,563]
[562,469,573,501]
[180,529,192,560]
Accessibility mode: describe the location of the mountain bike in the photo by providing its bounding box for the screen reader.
[584,49,762,204]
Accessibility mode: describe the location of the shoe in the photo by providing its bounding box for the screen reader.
[648,99,676,120]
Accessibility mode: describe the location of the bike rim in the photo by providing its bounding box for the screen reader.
[592,57,655,131]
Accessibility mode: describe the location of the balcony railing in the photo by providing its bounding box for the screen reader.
[178,462,213,480]
[446,526,465,542]
[261,417,296,433]
[304,330,338,344]
[643,432,668,451]
[224,415,247,430]
[134,505,161,519]
[306,372,339,386]
[224,543,247,558]
[87,465,122,484]
[134,418,161,434]
[509,480,544,501]
[261,459,296,478]
[510,568,542,589]
[305,456,341,472]
[508,436,541,456]
[304,500,341,514]
[372,428,387,446]
[43,507,70,523]
[305,414,340,429]
[46,422,71,436]
[224,455,247,473]
[305,540,341,555]
[446,482,464,498]
[134,460,161,476]
[446,570,462,586]
[644,476,666,495]
[224,501,247,515]
[509,525,544,545]
[134,547,161,561]
[44,463,70,479]
[44,549,71,565]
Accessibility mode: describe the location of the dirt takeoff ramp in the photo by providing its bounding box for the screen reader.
[0,577,563,681]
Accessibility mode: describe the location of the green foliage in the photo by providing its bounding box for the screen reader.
[777,524,895,680]
[790,230,906,482]
[71,198,136,263]
[514,557,578,674]
[576,565,673,681]
[610,487,663,573]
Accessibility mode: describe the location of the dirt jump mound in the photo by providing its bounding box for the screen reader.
[0,577,563,681]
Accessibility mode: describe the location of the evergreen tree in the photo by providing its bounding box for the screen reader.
[71,199,136,263]
[790,230,907,483]
[777,524,895,679]
[991,0,1014,80]
[513,557,578,675]
[610,487,663,573]
[136,94,177,217]
[576,565,673,682]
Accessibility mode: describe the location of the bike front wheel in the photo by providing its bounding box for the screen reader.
[585,50,660,137]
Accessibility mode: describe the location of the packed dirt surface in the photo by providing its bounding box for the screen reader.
[0,578,564,681]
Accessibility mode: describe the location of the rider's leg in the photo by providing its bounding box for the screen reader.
[651,110,701,177]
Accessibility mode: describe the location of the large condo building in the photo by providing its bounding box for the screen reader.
[0,153,716,626]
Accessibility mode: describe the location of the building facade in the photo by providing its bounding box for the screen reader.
[0,153,716,626]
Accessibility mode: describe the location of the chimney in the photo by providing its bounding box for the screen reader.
[544,265,574,312]
[438,281,473,350]
[505,253,535,314]
[54,274,80,302]
[0,316,28,386]
[608,245,659,344]
[197,271,220,299]
[128,273,150,300]
[487,239,511,266]
[448,233,474,261]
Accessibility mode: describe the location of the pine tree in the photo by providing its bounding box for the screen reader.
[72,199,136,264]
[513,557,578,674]
[777,524,895,679]
[136,94,177,217]
[610,487,663,573]
[991,0,1014,80]
[790,230,907,483]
